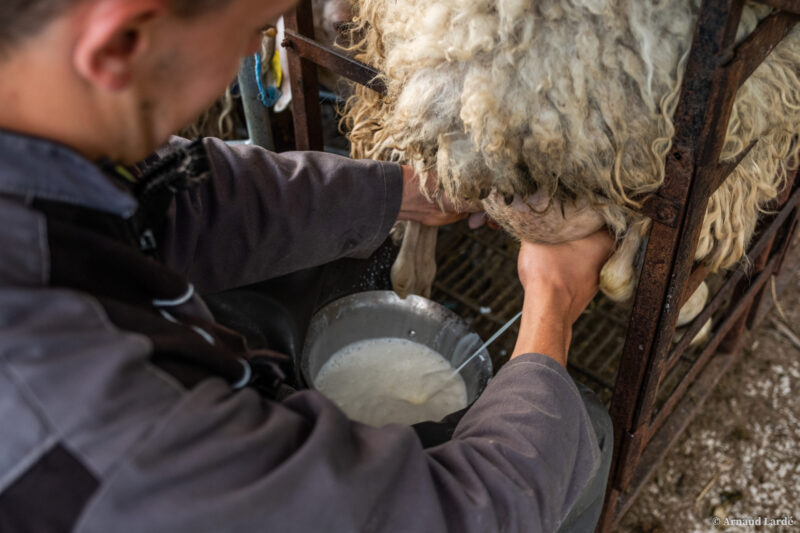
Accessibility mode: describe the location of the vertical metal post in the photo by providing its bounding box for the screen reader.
[600,9,800,530]
[597,2,747,531]
[610,0,746,487]
[284,0,324,151]
[238,55,276,151]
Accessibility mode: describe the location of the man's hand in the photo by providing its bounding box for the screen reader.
[511,230,615,367]
[396,165,480,226]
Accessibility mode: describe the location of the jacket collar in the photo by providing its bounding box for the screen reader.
[0,128,138,218]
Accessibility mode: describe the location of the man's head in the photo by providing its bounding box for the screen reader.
[0,0,296,163]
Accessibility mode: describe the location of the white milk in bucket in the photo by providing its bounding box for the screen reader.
[314,337,468,427]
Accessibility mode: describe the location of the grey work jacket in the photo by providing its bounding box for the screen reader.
[0,130,601,533]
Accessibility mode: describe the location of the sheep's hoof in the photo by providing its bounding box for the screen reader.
[391,267,412,299]
[677,281,709,327]
[391,260,414,300]
[599,264,635,302]
[673,318,713,347]
[390,222,406,245]
[393,287,410,299]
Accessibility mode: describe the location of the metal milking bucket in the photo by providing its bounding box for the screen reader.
[300,291,494,406]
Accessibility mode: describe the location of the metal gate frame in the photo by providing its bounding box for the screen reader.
[279,1,800,530]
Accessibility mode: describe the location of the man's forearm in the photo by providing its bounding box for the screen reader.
[511,288,572,367]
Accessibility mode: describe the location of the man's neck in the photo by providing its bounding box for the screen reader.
[0,39,162,165]
[0,56,105,162]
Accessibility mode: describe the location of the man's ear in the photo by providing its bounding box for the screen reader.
[73,0,167,91]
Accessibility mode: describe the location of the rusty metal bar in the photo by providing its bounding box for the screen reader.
[666,185,800,369]
[648,253,779,436]
[731,11,800,88]
[283,0,324,151]
[731,182,797,337]
[611,238,795,530]
[282,30,387,94]
[634,137,755,228]
[607,180,800,529]
[758,0,800,15]
[608,235,800,531]
[775,208,800,274]
[607,348,742,530]
[648,187,800,450]
[658,224,787,417]
[708,139,758,192]
[630,13,798,231]
[606,0,747,499]
[633,194,682,228]
[722,240,779,353]
[748,212,800,327]
[680,264,712,307]
[744,172,800,326]
[676,171,798,359]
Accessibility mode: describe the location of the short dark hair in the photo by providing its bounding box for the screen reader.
[0,0,224,56]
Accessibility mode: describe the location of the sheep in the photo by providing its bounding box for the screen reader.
[342,0,800,326]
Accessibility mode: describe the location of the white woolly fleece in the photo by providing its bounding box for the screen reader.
[343,0,800,301]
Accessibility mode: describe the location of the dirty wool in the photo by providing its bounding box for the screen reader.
[343,1,800,301]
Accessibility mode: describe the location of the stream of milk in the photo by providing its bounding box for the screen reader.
[314,338,468,427]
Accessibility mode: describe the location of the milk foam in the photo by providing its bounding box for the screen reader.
[314,337,468,427]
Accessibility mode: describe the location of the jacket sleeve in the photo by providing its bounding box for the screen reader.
[76,353,601,533]
[157,137,403,294]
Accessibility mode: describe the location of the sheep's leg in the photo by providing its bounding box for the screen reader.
[600,219,651,302]
[413,225,438,299]
[389,221,406,245]
[391,221,421,299]
[600,218,711,336]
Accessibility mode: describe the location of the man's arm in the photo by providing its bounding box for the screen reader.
[3,281,599,533]
[512,231,616,366]
[157,137,404,294]
[73,233,613,533]
[71,355,599,533]
[156,138,471,294]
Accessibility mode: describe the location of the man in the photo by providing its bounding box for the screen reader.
[0,0,615,532]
